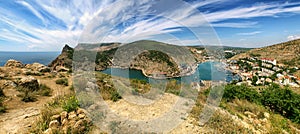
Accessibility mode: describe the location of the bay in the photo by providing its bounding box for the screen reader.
[102,61,241,83]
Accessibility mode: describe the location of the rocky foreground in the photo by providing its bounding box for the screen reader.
[0,59,92,133]
[1,42,300,133]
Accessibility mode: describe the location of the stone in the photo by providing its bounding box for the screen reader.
[49,120,60,129]
[78,114,86,119]
[86,81,97,89]
[73,120,85,132]
[253,119,261,125]
[264,112,270,119]
[51,114,61,121]
[261,118,268,124]
[69,120,77,127]
[16,76,39,91]
[68,111,77,120]
[4,81,17,88]
[244,111,256,118]
[43,128,53,134]
[56,66,69,72]
[62,125,70,134]
[60,111,68,121]
[25,63,51,73]
[77,108,85,114]
[62,118,69,127]
[4,59,24,68]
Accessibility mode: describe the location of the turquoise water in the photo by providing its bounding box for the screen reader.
[0,52,60,66]
[102,62,241,83]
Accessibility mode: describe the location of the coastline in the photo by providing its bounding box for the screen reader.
[109,63,201,80]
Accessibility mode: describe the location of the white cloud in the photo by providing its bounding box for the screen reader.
[212,22,258,28]
[1,0,300,51]
[287,35,300,41]
[16,1,46,24]
[237,31,262,36]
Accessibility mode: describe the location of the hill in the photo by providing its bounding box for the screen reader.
[49,40,204,77]
[231,39,300,67]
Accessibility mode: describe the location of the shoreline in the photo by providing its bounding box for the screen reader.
[110,63,201,80]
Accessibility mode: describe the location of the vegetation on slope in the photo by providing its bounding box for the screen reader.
[131,50,180,77]
[220,84,300,124]
[232,39,300,67]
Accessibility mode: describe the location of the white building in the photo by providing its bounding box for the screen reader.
[261,58,277,65]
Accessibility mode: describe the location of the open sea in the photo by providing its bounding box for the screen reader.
[0,52,60,66]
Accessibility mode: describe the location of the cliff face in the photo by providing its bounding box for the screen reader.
[48,45,74,71]
[50,40,203,76]
[130,50,180,77]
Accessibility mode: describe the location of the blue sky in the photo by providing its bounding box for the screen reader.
[0,0,300,51]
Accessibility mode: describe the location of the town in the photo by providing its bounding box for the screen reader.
[227,56,300,87]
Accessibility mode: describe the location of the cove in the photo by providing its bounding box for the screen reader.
[101,61,241,83]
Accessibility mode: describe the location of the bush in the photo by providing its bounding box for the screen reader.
[223,84,261,104]
[222,84,300,124]
[261,85,300,123]
[20,89,37,102]
[25,71,42,76]
[0,97,6,113]
[55,78,69,86]
[38,84,51,96]
[0,87,4,97]
[111,91,122,102]
[62,96,79,112]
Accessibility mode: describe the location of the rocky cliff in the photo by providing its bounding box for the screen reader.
[48,44,74,72]
[49,40,203,77]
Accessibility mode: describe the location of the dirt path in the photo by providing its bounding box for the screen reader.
[0,76,72,134]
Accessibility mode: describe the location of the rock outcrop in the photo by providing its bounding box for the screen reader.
[4,59,24,68]
[48,44,74,71]
[44,108,91,134]
[14,76,39,90]
[25,63,50,72]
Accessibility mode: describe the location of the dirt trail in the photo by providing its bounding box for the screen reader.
[0,76,72,134]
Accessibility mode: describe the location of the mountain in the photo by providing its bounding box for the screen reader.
[49,40,204,77]
[48,44,74,71]
[231,39,300,67]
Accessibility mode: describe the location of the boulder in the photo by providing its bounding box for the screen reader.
[49,120,60,129]
[56,66,69,72]
[77,108,85,114]
[78,114,86,119]
[43,128,53,134]
[68,111,77,120]
[51,114,61,121]
[15,76,39,90]
[4,59,24,68]
[264,112,270,119]
[25,63,50,72]
[60,111,68,122]
[73,120,86,132]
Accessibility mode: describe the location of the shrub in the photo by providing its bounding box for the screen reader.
[38,84,51,96]
[20,89,37,102]
[0,87,4,97]
[111,91,122,102]
[261,85,300,123]
[223,84,261,104]
[0,97,6,113]
[30,106,58,133]
[25,71,42,76]
[55,78,69,86]
[222,84,300,124]
[62,96,79,112]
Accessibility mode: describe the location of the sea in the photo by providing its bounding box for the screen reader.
[0,52,240,82]
[102,61,241,83]
[0,52,60,66]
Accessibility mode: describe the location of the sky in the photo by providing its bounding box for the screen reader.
[0,0,300,51]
